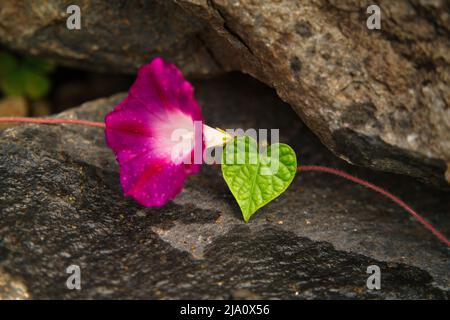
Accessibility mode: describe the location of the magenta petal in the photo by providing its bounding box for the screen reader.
[120,154,188,207]
[105,57,204,207]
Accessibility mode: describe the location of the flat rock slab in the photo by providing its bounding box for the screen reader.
[0,74,449,299]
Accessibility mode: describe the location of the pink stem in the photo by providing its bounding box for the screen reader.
[298,165,450,246]
[0,117,448,246]
[0,117,105,128]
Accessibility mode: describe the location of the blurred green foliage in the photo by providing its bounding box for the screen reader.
[0,51,54,100]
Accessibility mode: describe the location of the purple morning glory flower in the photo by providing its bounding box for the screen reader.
[105,57,205,207]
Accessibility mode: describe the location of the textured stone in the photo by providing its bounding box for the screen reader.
[1,0,449,187]
[0,0,450,187]
[0,74,448,299]
[179,0,450,187]
[0,0,222,75]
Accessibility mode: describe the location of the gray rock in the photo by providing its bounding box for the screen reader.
[0,0,222,75]
[0,74,449,299]
[1,0,449,186]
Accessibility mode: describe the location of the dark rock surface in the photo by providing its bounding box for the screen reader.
[0,1,221,75]
[1,0,449,186]
[0,74,449,299]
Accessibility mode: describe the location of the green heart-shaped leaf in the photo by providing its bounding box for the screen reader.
[222,136,297,222]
